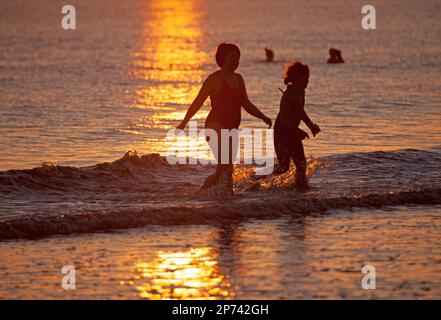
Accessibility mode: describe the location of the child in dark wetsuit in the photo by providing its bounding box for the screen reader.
[273,61,320,191]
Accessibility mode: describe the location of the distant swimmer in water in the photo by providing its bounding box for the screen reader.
[327,48,344,64]
[265,47,274,62]
[177,43,272,192]
[273,61,320,191]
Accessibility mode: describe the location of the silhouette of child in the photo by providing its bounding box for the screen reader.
[273,61,320,191]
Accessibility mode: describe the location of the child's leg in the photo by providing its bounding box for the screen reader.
[273,139,292,175]
[291,140,308,188]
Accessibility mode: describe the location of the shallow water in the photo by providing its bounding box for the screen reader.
[1,0,440,170]
[1,0,440,299]
[1,148,441,240]
[1,205,440,299]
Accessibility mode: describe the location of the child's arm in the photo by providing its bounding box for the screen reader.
[278,103,298,131]
[284,111,311,140]
[301,109,320,137]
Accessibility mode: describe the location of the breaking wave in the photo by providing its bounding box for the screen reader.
[1,147,441,240]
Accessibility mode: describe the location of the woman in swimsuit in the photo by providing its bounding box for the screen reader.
[177,43,272,190]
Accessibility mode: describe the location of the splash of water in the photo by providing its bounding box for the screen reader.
[233,155,329,192]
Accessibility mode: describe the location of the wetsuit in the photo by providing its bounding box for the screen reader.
[273,85,314,181]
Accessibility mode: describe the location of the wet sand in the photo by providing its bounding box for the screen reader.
[1,205,440,299]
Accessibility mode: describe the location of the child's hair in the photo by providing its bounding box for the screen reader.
[282,61,309,85]
[215,43,240,67]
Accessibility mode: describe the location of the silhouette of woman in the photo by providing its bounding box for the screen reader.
[177,43,272,191]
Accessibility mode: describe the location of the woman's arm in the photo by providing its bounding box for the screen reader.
[239,75,272,128]
[177,77,212,129]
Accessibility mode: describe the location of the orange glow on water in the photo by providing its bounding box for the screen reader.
[130,0,208,109]
[130,0,207,82]
[127,0,210,156]
[131,247,233,300]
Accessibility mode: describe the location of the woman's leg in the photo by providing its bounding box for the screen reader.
[201,130,221,189]
[214,129,237,191]
[202,126,237,190]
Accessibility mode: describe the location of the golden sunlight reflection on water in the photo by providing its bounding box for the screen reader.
[1,208,441,299]
[127,247,234,300]
[127,0,210,158]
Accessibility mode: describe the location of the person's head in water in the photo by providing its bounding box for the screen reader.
[216,43,240,72]
[283,61,309,89]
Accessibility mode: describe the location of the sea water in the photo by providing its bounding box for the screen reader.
[0,0,440,299]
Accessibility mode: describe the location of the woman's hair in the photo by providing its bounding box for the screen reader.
[215,43,240,67]
[282,61,309,85]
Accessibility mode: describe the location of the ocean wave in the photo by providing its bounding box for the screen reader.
[1,147,441,240]
[0,186,440,241]
[0,151,201,194]
[1,148,440,194]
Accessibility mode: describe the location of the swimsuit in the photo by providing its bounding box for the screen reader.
[205,72,244,130]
